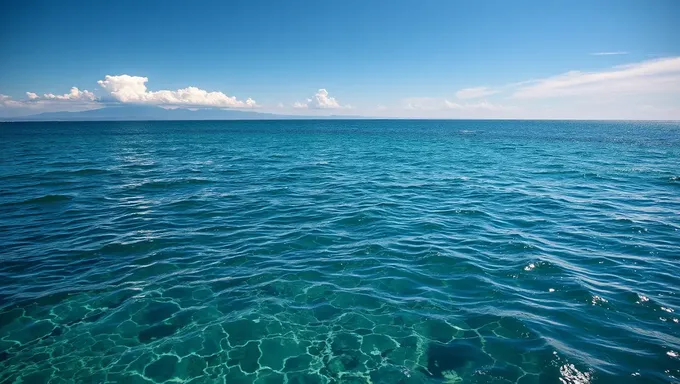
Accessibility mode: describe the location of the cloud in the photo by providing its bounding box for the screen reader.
[2,75,259,117]
[512,57,680,99]
[403,97,514,112]
[0,86,101,117]
[97,75,256,108]
[10,88,97,104]
[293,89,349,109]
[402,97,441,110]
[444,100,514,111]
[455,86,499,99]
[42,87,96,101]
[590,52,629,56]
[0,94,24,108]
[0,94,100,118]
[5,58,680,120]
[4,87,98,107]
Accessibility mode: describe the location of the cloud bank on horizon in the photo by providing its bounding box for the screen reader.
[1,56,680,120]
[97,75,257,109]
[0,75,258,113]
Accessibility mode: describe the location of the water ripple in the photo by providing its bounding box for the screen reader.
[0,120,679,383]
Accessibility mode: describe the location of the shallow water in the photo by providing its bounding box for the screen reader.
[0,120,679,383]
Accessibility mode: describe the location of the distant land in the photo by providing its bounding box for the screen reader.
[0,105,369,122]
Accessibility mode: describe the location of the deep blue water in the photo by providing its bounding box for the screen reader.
[1,120,679,384]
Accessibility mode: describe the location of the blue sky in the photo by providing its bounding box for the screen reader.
[1,0,679,119]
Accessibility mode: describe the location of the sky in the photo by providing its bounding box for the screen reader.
[1,0,679,119]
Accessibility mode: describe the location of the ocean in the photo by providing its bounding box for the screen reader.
[0,120,679,383]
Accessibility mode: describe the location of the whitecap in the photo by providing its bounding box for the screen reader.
[559,364,591,384]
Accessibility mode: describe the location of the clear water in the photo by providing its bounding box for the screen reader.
[1,120,679,384]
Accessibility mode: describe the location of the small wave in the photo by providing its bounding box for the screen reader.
[20,194,73,204]
[71,168,109,176]
[42,168,109,177]
[133,178,214,189]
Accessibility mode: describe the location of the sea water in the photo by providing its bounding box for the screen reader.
[1,120,679,383]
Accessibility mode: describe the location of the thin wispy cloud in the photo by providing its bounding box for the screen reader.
[453,57,680,101]
[511,57,680,99]
[0,94,25,108]
[590,52,629,56]
[455,86,499,99]
[396,56,680,119]
[402,97,513,112]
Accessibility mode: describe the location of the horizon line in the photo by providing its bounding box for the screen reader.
[3,118,679,123]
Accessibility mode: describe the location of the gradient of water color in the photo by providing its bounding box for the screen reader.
[1,120,679,384]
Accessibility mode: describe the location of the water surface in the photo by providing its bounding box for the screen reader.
[1,120,679,383]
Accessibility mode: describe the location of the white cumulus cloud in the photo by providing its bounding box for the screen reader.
[42,87,97,101]
[97,75,257,109]
[293,89,348,109]
[512,56,680,99]
[0,90,100,117]
[455,86,499,99]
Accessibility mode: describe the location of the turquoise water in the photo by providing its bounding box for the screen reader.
[1,120,679,384]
